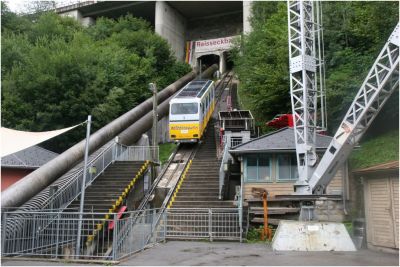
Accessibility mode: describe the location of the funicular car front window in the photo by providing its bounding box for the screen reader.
[171,103,198,114]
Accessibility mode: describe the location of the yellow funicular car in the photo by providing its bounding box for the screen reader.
[169,80,215,143]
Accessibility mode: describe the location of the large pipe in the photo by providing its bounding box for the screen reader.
[1,70,198,209]
[119,64,218,145]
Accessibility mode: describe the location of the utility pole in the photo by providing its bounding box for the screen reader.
[149,83,158,180]
[75,115,91,258]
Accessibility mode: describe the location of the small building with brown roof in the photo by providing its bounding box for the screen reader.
[353,161,399,252]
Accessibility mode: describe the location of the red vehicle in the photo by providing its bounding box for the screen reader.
[266,114,294,129]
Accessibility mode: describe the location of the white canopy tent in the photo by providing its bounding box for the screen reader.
[1,125,80,157]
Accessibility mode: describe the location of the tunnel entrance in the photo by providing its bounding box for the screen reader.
[197,54,220,71]
[225,51,234,71]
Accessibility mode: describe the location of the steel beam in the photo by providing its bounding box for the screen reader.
[309,23,399,193]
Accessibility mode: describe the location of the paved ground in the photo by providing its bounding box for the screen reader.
[2,241,399,266]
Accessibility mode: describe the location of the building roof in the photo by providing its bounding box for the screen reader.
[1,145,58,169]
[230,127,333,154]
[353,161,399,174]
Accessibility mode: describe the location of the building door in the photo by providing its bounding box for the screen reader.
[365,176,399,249]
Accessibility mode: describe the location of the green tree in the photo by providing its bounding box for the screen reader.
[322,1,399,132]
[1,7,191,152]
[234,2,289,128]
[233,1,398,135]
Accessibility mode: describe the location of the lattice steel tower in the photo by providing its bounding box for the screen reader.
[287,0,318,194]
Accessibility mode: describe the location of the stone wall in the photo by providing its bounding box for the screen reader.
[314,197,345,222]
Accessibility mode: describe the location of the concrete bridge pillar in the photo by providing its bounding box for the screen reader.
[155,1,187,61]
[59,9,94,27]
[243,1,253,34]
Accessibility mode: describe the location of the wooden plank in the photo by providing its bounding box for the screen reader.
[249,207,300,215]
[244,183,294,200]
[326,168,343,195]
[246,195,342,202]
[390,177,399,248]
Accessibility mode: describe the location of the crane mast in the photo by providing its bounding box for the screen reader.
[287,0,318,194]
[288,0,399,195]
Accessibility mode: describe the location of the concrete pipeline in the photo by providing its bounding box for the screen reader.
[1,67,214,209]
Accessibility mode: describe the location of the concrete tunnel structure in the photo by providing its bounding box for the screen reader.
[57,1,253,74]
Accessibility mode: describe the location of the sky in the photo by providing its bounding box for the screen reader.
[4,0,80,14]
[4,0,30,13]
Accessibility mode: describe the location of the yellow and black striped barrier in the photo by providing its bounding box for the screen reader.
[167,159,192,209]
[85,160,150,247]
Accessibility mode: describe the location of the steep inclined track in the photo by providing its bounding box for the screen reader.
[170,125,234,208]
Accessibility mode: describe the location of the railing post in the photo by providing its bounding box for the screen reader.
[112,213,118,260]
[1,212,7,257]
[239,207,243,243]
[102,152,105,173]
[55,213,60,259]
[208,209,213,242]
[163,210,167,242]
[31,214,36,253]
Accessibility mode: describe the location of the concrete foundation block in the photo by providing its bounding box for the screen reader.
[272,220,357,251]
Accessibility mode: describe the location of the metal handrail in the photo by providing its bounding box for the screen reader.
[115,144,159,163]
[219,140,230,199]
[112,144,180,251]
[41,141,116,211]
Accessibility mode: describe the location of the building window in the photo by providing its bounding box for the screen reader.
[276,154,298,181]
[230,136,243,147]
[245,154,271,182]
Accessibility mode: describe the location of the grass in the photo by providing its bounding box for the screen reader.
[349,129,399,170]
[159,142,177,165]
[245,226,274,244]
[343,221,353,236]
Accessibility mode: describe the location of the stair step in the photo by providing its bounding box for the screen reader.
[180,186,219,190]
[177,193,220,197]
[175,196,220,201]
[185,176,218,180]
[176,189,219,193]
[171,201,235,208]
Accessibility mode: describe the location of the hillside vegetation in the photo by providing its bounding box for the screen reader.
[233,1,399,135]
[1,3,191,152]
[349,129,399,170]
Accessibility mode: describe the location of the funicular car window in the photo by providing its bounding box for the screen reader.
[171,103,198,115]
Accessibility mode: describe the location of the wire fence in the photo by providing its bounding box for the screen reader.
[40,143,158,216]
[1,209,166,261]
[1,207,241,261]
[166,208,241,241]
